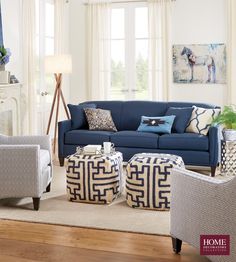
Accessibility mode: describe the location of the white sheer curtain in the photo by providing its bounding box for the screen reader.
[227,0,236,104]
[22,0,37,135]
[87,0,111,100]
[54,0,68,54]
[148,0,171,101]
[54,0,70,118]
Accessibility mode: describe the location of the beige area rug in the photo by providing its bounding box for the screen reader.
[0,165,170,236]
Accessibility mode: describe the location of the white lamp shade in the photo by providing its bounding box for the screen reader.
[45,54,72,74]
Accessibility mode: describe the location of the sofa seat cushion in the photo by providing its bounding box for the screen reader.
[159,133,209,151]
[65,130,113,145]
[40,149,50,170]
[110,131,159,149]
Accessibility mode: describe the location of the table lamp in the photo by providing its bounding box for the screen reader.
[45,54,72,153]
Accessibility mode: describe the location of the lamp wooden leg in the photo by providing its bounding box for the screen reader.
[46,73,69,153]
[46,84,58,135]
[53,80,61,153]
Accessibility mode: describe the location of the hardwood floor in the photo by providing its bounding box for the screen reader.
[0,220,209,262]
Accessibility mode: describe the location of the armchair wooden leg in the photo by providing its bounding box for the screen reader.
[211,166,216,177]
[46,183,51,193]
[59,157,64,167]
[172,237,182,254]
[32,197,40,211]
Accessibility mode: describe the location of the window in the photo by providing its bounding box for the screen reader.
[35,0,55,104]
[110,4,149,100]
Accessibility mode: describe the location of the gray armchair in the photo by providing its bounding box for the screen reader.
[170,168,236,262]
[0,135,53,210]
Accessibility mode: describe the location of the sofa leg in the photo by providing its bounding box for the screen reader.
[172,237,182,254]
[46,183,51,193]
[32,197,40,211]
[59,157,64,167]
[211,166,216,177]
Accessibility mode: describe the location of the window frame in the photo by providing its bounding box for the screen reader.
[110,2,149,100]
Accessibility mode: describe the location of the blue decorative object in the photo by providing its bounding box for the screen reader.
[0,46,11,65]
[137,115,176,134]
[68,103,96,129]
[58,101,221,176]
[165,107,193,133]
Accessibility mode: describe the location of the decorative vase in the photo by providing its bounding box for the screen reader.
[0,64,5,71]
[223,129,236,141]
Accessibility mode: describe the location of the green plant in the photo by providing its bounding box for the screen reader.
[212,105,236,129]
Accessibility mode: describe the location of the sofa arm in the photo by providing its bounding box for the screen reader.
[58,120,72,157]
[0,145,41,198]
[208,125,221,167]
[3,135,51,151]
[170,168,231,247]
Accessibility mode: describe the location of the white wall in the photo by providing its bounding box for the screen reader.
[170,0,227,106]
[1,0,23,82]
[62,0,228,106]
[69,0,88,104]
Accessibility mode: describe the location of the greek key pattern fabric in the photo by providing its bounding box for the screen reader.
[84,108,117,131]
[66,152,123,204]
[186,106,220,135]
[126,153,185,210]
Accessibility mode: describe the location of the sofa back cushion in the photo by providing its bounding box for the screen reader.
[80,101,219,131]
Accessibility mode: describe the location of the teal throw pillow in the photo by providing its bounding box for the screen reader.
[137,115,176,134]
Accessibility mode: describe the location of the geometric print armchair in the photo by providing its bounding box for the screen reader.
[0,135,53,210]
[170,168,236,262]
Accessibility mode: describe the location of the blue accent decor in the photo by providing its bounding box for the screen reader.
[165,107,193,133]
[58,101,221,170]
[68,103,96,129]
[137,115,175,134]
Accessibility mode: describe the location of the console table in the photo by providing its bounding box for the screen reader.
[0,84,21,136]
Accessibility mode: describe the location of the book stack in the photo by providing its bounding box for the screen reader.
[83,145,102,155]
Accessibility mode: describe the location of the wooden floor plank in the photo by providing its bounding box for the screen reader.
[0,220,209,262]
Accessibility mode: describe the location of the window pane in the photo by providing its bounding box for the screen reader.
[111,8,124,39]
[45,37,54,55]
[45,2,54,37]
[111,40,125,65]
[136,39,148,62]
[135,7,148,38]
[135,39,148,99]
[111,70,126,99]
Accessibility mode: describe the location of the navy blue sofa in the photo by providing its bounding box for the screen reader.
[58,101,221,176]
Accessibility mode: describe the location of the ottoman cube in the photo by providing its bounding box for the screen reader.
[126,153,185,210]
[66,151,123,204]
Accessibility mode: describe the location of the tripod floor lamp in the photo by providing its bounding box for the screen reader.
[45,55,72,153]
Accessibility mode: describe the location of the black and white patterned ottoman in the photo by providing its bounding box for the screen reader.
[66,151,123,204]
[126,153,185,210]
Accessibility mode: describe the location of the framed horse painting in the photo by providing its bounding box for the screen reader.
[172,44,226,84]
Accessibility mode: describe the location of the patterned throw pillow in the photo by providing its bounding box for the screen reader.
[84,108,117,131]
[186,106,220,135]
[137,115,176,134]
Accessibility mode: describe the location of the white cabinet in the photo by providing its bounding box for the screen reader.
[0,84,21,136]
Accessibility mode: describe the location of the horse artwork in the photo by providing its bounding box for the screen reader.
[173,44,226,84]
